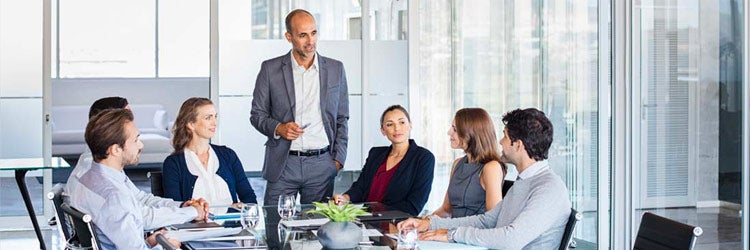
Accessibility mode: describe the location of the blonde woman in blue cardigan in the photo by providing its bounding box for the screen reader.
[162,97,257,206]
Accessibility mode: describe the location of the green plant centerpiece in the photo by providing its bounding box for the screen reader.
[306,201,371,249]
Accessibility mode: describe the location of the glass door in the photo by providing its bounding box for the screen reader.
[631,0,745,248]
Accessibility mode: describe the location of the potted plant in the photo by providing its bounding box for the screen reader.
[306,201,371,249]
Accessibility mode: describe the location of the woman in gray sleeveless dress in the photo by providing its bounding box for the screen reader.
[431,108,507,218]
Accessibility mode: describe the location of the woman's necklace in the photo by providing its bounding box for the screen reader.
[192,147,210,166]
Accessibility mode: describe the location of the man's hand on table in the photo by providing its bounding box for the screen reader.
[182,198,209,221]
[419,229,449,242]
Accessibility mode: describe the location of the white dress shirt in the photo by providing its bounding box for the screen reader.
[289,52,329,151]
[184,147,234,206]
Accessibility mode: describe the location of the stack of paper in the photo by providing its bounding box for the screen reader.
[280,218,330,228]
[166,228,241,242]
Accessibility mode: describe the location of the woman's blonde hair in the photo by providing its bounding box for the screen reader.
[172,97,213,153]
[454,108,505,173]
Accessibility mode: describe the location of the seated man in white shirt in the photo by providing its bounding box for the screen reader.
[68,108,208,249]
[398,108,571,250]
[67,97,202,230]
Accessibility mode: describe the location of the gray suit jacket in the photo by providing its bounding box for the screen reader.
[250,52,349,182]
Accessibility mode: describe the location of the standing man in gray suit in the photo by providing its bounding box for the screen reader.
[251,9,349,205]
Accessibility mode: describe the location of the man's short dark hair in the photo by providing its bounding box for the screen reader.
[85,109,134,162]
[88,97,128,119]
[285,9,314,33]
[502,108,553,161]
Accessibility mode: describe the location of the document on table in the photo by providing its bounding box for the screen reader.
[312,228,383,237]
[166,228,241,242]
[280,218,329,228]
[416,241,488,250]
[384,235,486,250]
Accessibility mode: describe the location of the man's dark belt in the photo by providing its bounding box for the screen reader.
[289,146,330,157]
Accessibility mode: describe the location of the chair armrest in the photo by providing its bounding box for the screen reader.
[155,234,178,250]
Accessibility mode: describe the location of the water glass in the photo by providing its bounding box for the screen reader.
[278,194,296,220]
[240,203,260,230]
[398,227,418,250]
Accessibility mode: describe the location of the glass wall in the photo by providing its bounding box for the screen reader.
[54,0,208,78]
[631,0,745,248]
[0,0,45,217]
[416,0,603,246]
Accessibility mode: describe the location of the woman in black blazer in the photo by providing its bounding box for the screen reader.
[333,105,435,216]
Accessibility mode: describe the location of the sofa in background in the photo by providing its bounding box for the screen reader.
[51,104,173,163]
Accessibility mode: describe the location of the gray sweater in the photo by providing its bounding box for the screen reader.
[430,164,571,249]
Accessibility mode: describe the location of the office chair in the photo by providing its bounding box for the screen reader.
[633,212,703,250]
[60,203,101,250]
[47,184,74,243]
[559,208,582,250]
[147,171,164,197]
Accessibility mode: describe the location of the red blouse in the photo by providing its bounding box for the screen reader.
[365,158,402,202]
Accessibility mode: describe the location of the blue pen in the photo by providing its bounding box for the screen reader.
[209,213,242,220]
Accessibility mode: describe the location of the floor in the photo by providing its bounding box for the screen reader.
[0,166,743,249]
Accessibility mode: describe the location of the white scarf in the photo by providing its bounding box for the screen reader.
[185,147,234,206]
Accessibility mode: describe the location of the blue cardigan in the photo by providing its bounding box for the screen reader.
[162,144,257,204]
[344,139,435,216]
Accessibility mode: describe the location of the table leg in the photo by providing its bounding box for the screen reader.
[15,169,47,250]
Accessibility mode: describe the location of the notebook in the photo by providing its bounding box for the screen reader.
[170,222,224,231]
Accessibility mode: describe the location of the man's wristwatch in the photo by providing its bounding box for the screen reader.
[447,228,458,243]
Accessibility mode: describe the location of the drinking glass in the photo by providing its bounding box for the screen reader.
[278,194,296,220]
[240,203,260,230]
[239,203,261,246]
[398,226,419,250]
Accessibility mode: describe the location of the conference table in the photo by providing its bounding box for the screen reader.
[0,157,70,250]
[177,203,409,250]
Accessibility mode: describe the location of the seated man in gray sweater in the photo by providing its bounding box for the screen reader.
[398,108,571,249]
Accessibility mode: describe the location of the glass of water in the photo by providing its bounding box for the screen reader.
[240,203,261,245]
[278,194,296,220]
[240,203,260,230]
[398,226,419,250]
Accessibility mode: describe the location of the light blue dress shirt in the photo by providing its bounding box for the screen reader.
[67,150,197,230]
[69,162,196,249]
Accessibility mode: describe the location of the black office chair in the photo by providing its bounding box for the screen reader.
[147,171,164,197]
[60,203,102,250]
[47,184,75,243]
[502,180,514,196]
[559,208,582,250]
[155,234,178,250]
[633,212,703,250]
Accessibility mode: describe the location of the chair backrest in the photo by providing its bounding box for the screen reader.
[559,208,582,250]
[502,180,514,196]
[47,184,74,241]
[155,234,178,250]
[633,212,703,250]
[60,203,101,250]
[147,171,164,197]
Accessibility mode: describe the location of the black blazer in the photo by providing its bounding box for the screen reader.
[344,139,435,216]
[162,144,257,204]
